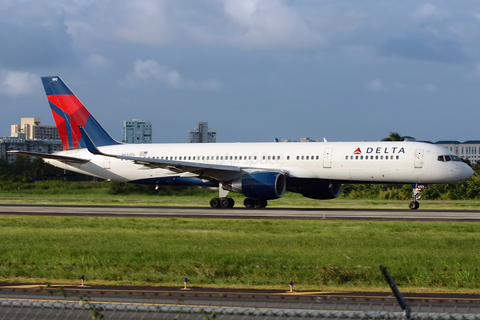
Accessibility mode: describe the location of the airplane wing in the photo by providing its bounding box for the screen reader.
[78,126,246,181]
[7,150,90,164]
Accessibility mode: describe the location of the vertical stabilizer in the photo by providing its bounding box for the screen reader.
[41,76,120,150]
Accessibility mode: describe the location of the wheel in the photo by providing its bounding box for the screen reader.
[409,201,420,210]
[220,198,230,209]
[227,198,235,208]
[244,198,255,208]
[254,199,268,208]
[210,198,220,208]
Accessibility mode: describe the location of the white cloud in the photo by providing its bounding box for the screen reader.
[119,59,222,91]
[65,0,171,46]
[220,0,324,48]
[0,70,38,96]
[424,84,437,92]
[83,54,112,74]
[115,0,170,45]
[412,3,450,19]
[367,78,383,91]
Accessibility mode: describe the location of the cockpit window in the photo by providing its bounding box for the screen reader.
[438,154,462,162]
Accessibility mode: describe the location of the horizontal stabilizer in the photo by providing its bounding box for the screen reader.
[7,150,89,164]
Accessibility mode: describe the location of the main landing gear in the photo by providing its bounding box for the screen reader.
[209,197,268,209]
[409,185,422,210]
[210,197,235,208]
[243,198,268,209]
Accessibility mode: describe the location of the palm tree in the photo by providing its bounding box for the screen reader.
[381,132,404,142]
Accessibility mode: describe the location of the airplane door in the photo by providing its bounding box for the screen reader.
[103,149,112,169]
[323,148,333,168]
[414,149,424,168]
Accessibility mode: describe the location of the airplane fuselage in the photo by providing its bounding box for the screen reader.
[45,141,471,186]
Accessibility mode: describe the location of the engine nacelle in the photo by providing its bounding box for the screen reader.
[299,183,342,200]
[223,172,286,200]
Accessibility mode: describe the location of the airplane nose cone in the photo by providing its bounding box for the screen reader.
[463,164,474,180]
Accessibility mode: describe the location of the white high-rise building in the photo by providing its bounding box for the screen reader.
[123,119,152,144]
[188,122,216,143]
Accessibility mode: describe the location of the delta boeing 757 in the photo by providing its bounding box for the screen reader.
[9,77,473,210]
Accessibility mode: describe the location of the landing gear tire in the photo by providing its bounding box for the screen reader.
[244,198,268,208]
[211,197,235,209]
[409,201,420,210]
[210,198,220,208]
[244,198,255,209]
[244,198,268,209]
[254,199,268,208]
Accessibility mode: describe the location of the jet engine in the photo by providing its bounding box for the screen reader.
[222,171,286,200]
[297,182,342,200]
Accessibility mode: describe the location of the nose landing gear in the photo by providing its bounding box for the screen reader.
[409,184,425,210]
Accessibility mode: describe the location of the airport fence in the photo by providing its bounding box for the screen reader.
[1,297,480,320]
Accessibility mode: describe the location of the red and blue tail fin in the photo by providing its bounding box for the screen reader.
[41,76,120,150]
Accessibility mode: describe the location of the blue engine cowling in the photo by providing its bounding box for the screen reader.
[299,183,342,200]
[223,172,286,200]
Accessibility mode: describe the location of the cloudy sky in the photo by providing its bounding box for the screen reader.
[1,0,480,143]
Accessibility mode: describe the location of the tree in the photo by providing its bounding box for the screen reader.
[381,132,404,141]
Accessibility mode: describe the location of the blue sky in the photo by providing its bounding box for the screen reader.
[1,0,480,143]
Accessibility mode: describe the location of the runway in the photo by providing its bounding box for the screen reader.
[1,283,480,316]
[0,204,479,221]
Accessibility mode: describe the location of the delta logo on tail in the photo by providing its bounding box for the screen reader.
[43,77,89,150]
[41,76,120,151]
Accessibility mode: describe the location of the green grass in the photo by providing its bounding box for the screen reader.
[1,180,480,209]
[0,216,479,292]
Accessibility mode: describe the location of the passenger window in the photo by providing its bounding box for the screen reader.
[345,155,348,160]
[396,155,399,160]
[360,156,363,160]
[296,156,299,160]
[355,156,358,160]
[239,156,242,160]
[301,156,304,160]
[380,156,383,160]
[287,156,290,160]
[268,156,271,160]
[375,156,378,160]
[306,156,309,160]
[316,156,319,160]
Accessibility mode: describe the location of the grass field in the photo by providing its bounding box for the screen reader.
[0,216,479,293]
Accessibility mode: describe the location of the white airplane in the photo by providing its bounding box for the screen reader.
[10,76,474,210]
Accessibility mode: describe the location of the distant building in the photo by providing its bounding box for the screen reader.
[0,136,63,164]
[123,119,152,144]
[11,118,60,140]
[188,122,216,143]
[435,141,480,163]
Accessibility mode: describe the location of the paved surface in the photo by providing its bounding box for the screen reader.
[0,204,479,221]
[1,283,480,314]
